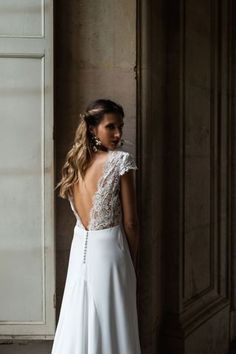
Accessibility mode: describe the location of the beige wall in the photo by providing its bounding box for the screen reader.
[55,0,137,348]
[55,0,137,321]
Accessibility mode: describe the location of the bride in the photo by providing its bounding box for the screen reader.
[52,99,141,354]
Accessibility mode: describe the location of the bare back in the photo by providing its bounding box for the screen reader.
[72,152,109,230]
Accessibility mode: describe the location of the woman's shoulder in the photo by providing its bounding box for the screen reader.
[112,149,138,175]
[112,149,134,158]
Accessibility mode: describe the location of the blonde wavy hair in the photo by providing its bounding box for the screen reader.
[55,99,124,200]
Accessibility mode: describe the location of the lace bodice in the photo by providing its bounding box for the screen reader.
[68,149,138,230]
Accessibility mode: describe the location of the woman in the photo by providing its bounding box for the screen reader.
[52,99,141,354]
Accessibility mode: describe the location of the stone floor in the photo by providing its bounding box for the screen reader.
[0,341,52,354]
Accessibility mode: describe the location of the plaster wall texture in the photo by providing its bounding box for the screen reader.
[54,0,137,353]
[55,0,137,320]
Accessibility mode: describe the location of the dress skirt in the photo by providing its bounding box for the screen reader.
[51,222,141,354]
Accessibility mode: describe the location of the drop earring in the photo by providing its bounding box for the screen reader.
[119,138,124,147]
[91,133,102,152]
[117,138,124,147]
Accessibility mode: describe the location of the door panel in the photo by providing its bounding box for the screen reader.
[0,0,55,338]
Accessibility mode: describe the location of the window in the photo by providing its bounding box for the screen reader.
[0,0,55,338]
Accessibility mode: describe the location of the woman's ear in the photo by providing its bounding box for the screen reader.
[88,125,95,135]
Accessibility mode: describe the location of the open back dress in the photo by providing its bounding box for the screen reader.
[51,149,141,354]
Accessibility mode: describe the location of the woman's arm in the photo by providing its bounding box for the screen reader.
[120,169,140,272]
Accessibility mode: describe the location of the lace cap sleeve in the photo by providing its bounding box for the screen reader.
[119,152,138,176]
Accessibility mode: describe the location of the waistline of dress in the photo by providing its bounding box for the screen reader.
[74,222,122,237]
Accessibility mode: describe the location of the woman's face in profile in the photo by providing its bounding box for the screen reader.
[90,113,124,150]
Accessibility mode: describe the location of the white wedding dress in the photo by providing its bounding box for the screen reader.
[51,149,141,354]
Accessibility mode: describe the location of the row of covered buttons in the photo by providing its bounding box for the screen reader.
[83,231,88,264]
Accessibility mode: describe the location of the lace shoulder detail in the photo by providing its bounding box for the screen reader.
[119,151,138,176]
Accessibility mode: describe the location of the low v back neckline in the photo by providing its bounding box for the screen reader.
[70,149,113,231]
